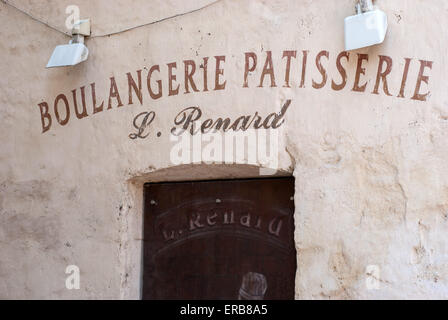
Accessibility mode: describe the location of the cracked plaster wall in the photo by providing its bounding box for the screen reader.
[1,0,448,299]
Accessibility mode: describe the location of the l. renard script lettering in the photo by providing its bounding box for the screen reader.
[129,99,291,139]
[36,50,433,135]
[159,210,285,243]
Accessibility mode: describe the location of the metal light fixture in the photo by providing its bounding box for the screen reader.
[344,0,388,51]
[46,19,91,68]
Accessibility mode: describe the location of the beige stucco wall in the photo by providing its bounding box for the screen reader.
[1,0,447,299]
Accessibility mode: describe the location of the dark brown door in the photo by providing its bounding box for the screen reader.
[142,177,296,300]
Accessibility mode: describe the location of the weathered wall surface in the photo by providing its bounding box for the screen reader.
[1,0,447,299]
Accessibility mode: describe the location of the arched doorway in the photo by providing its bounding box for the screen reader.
[142,177,296,299]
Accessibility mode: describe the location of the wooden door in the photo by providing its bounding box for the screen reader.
[142,178,296,300]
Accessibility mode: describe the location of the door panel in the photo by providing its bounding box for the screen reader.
[142,178,296,300]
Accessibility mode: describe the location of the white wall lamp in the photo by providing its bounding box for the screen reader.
[344,0,388,51]
[46,19,91,68]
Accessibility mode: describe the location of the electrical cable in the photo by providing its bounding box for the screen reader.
[1,0,221,39]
